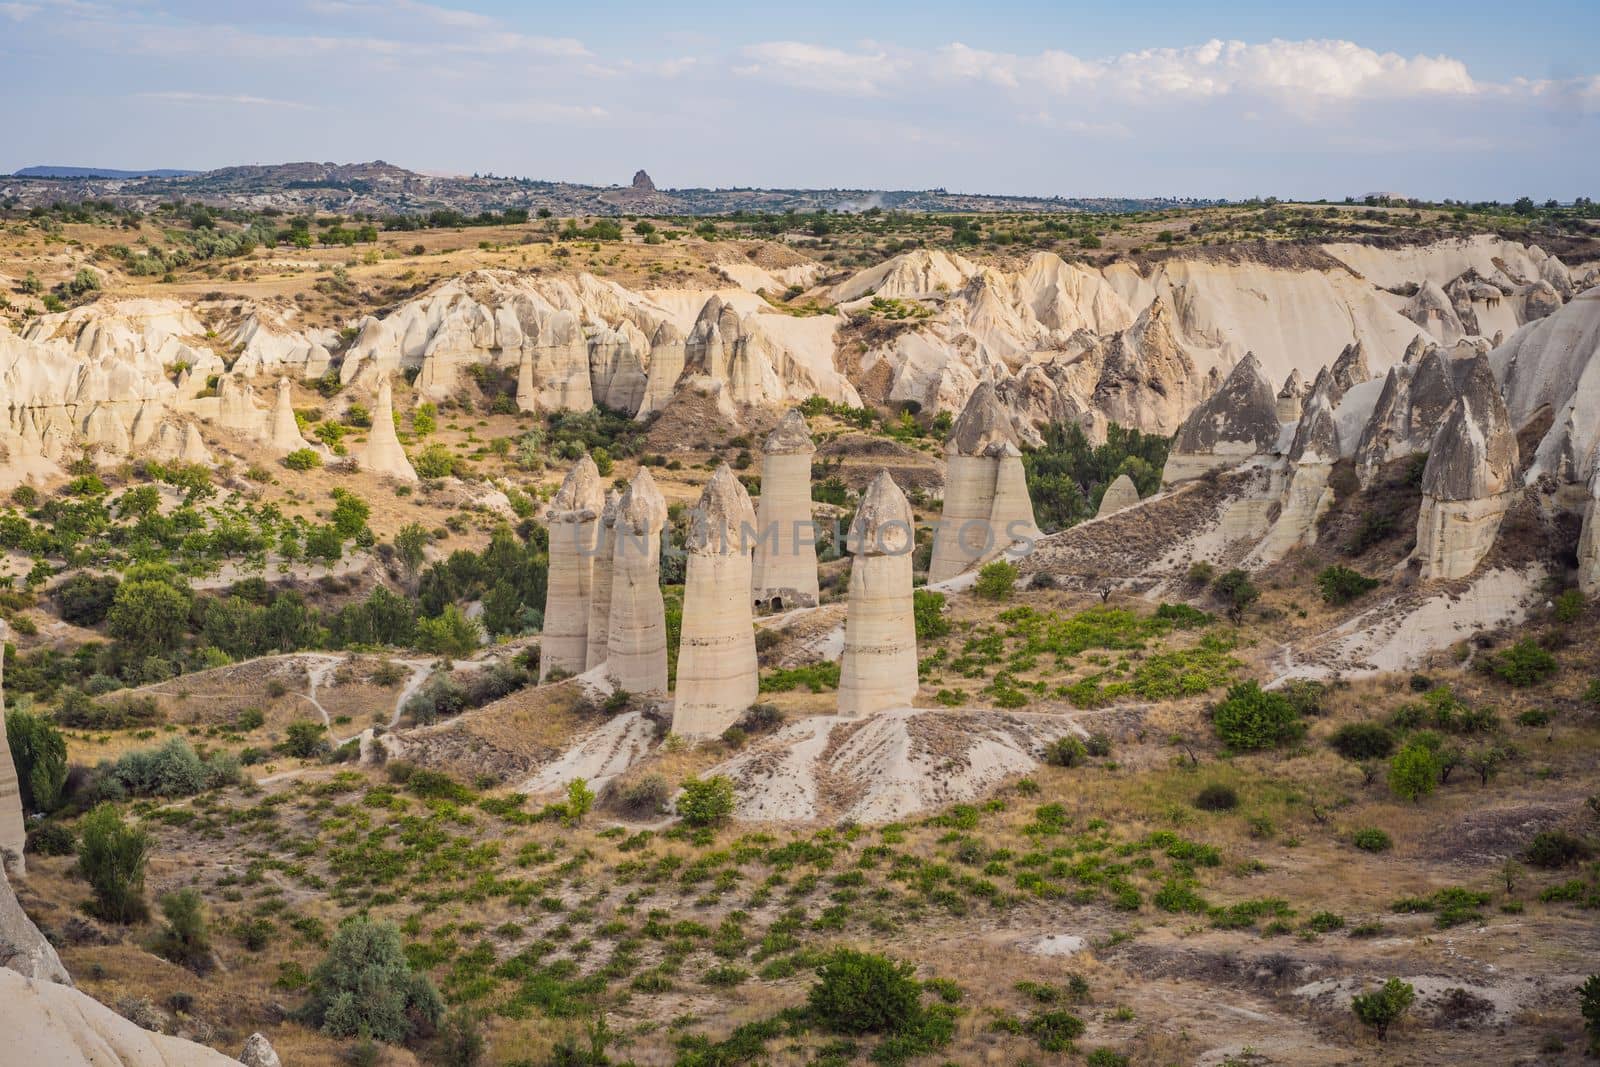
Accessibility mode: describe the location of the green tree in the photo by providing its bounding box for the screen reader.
[1580,974,1600,1054]
[808,949,922,1034]
[1317,565,1381,605]
[1351,977,1415,1041]
[394,523,430,582]
[78,804,152,923]
[330,489,370,539]
[1211,681,1302,750]
[913,589,950,640]
[564,778,595,825]
[151,887,213,973]
[974,560,1019,600]
[414,605,483,657]
[105,570,192,661]
[1388,739,1440,802]
[299,918,444,1043]
[677,775,735,827]
[1213,569,1259,624]
[5,708,68,813]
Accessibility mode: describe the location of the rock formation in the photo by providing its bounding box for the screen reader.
[1415,355,1520,580]
[928,382,1038,583]
[607,470,669,695]
[752,410,820,610]
[1096,473,1141,517]
[1579,457,1600,597]
[1354,344,1459,487]
[634,321,686,420]
[357,377,417,482]
[1403,280,1466,344]
[1249,371,1341,564]
[585,491,622,672]
[672,466,759,739]
[1161,353,1282,483]
[1328,340,1371,404]
[540,454,605,681]
[838,471,919,717]
[1276,369,1305,423]
[267,378,310,453]
[238,1034,282,1067]
[0,621,23,876]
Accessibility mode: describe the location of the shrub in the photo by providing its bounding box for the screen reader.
[53,572,120,626]
[1351,977,1415,1041]
[1084,732,1113,757]
[281,720,330,759]
[151,888,213,973]
[1043,736,1088,767]
[283,448,322,471]
[608,773,670,816]
[807,949,921,1035]
[678,776,735,826]
[1187,561,1215,585]
[1352,828,1392,852]
[1329,721,1396,760]
[1581,974,1600,1054]
[1553,589,1586,624]
[5,708,68,813]
[111,738,239,798]
[412,444,460,479]
[1388,740,1439,802]
[1211,682,1302,750]
[1317,565,1381,605]
[414,605,484,657]
[1480,639,1558,687]
[299,918,444,1043]
[1024,1009,1086,1053]
[974,560,1020,600]
[564,778,594,824]
[913,589,950,640]
[25,822,75,857]
[78,804,151,924]
[1212,568,1259,622]
[1523,830,1593,869]
[739,703,785,734]
[1193,784,1239,811]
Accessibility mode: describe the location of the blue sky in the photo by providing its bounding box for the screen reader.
[3,0,1596,199]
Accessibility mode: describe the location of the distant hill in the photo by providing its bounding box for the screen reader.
[0,160,1220,216]
[15,165,201,179]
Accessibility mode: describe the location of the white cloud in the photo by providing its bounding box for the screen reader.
[734,41,908,96]
[137,91,315,110]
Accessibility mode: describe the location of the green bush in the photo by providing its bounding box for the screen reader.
[25,822,75,857]
[974,561,1019,600]
[1211,682,1303,750]
[1193,784,1239,811]
[281,720,330,759]
[151,888,213,973]
[412,444,460,479]
[1388,740,1439,802]
[1523,830,1593,869]
[1552,589,1586,624]
[1043,736,1088,767]
[1581,974,1600,1054]
[913,589,950,640]
[414,605,483,657]
[1352,828,1392,852]
[1212,568,1259,623]
[1317,565,1381,605]
[807,949,922,1035]
[1024,1009,1086,1053]
[53,572,120,626]
[299,918,444,1043]
[1480,639,1558,687]
[1329,721,1396,760]
[5,708,68,813]
[78,804,152,924]
[677,776,735,827]
[111,738,239,798]
[1351,977,1415,1041]
[283,448,322,471]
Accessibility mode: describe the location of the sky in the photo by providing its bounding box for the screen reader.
[2,0,1597,200]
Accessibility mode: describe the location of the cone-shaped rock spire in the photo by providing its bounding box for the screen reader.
[358,376,417,482]
[540,454,605,680]
[752,410,819,610]
[607,470,670,695]
[928,383,1036,582]
[838,471,919,717]
[673,466,759,738]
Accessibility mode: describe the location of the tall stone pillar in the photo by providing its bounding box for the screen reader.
[540,454,605,681]
[838,471,919,717]
[268,377,310,453]
[672,465,759,739]
[0,620,25,875]
[752,409,820,610]
[358,376,418,482]
[585,490,622,672]
[607,471,670,695]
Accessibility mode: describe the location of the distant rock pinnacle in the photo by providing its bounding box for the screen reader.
[631,169,655,192]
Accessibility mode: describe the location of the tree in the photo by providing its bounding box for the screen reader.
[1581,974,1600,1054]
[152,888,213,973]
[394,523,430,582]
[1317,565,1380,605]
[1351,977,1415,1041]
[1211,681,1302,750]
[53,571,120,626]
[677,775,735,826]
[1388,739,1439,802]
[1213,569,1259,623]
[299,918,444,1043]
[913,589,950,640]
[414,605,483,657]
[974,560,1019,600]
[564,778,594,825]
[106,570,192,661]
[807,949,922,1035]
[78,804,152,923]
[5,708,68,813]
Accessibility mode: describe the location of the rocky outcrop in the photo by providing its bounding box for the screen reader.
[237,1034,282,1067]
[266,378,310,453]
[928,382,1038,582]
[585,490,622,672]
[673,466,759,739]
[1354,344,1459,486]
[1276,369,1305,423]
[634,321,686,420]
[356,376,416,481]
[1161,353,1282,483]
[752,410,820,610]
[607,471,669,695]
[1403,280,1466,344]
[1249,372,1341,564]
[540,455,605,681]
[1096,474,1141,517]
[838,471,919,717]
[0,622,25,876]
[1578,456,1600,597]
[1328,340,1371,404]
[1415,355,1520,580]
